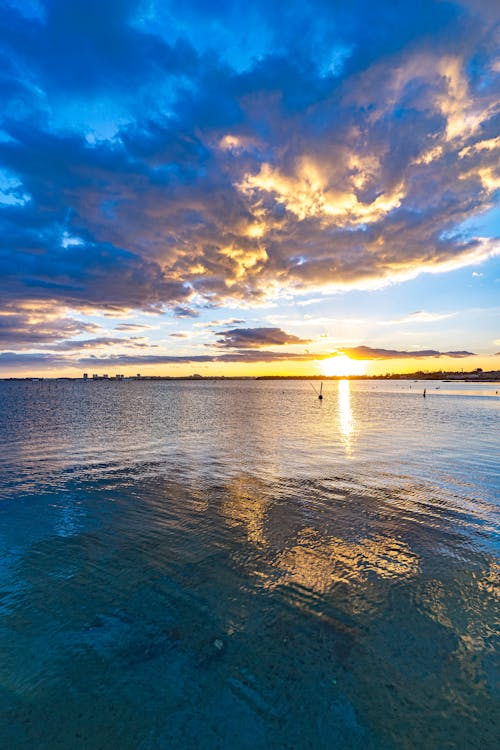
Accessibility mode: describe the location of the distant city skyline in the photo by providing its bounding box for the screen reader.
[0,0,499,378]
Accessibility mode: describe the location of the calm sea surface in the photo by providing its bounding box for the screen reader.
[0,379,499,749]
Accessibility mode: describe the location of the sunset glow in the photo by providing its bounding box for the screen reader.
[0,0,498,379]
[320,356,368,378]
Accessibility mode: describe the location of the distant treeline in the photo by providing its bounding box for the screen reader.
[256,370,500,381]
[2,369,500,382]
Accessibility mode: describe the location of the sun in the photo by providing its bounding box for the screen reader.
[320,354,367,377]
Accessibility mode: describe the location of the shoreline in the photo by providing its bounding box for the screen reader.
[2,374,500,383]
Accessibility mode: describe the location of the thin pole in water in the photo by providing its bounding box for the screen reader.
[309,382,323,399]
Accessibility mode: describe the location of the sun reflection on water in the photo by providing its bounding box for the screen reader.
[338,379,354,454]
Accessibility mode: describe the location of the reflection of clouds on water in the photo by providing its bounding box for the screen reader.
[268,528,420,598]
[338,380,354,455]
[217,470,424,614]
[222,475,270,546]
[477,561,500,601]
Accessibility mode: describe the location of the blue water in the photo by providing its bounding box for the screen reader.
[0,379,499,749]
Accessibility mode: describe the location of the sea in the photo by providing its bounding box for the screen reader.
[0,378,499,749]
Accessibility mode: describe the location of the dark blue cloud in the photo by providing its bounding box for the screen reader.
[0,227,190,310]
[1,0,197,96]
[215,327,311,348]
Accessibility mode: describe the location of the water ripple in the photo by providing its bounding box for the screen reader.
[0,380,499,749]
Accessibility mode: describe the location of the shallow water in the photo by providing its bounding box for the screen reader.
[0,379,499,749]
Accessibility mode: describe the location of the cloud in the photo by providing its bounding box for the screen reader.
[381,311,457,325]
[0,343,483,372]
[0,305,100,349]
[114,323,153,331]
[194,318,246,328]
[0,0,498,331]
[51,336,152,351]
[0,305,159,353]
[1,0,197,102]
[0,348,323,371]
[83,351,310,365]
[215,327,311,348]
[339,346,476,360]
[0,351,69,370]
[172,306,199,318]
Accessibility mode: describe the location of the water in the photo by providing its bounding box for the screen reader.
[0,379,499,749]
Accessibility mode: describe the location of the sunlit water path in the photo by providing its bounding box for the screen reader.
[0,380,499,749]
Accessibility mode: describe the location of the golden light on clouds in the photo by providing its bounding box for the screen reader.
[219,244,268,283]
[238,159,405,226]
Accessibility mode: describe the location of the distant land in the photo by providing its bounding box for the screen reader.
[2,369,500,383]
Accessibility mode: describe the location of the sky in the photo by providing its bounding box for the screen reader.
[0,0,499,378]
